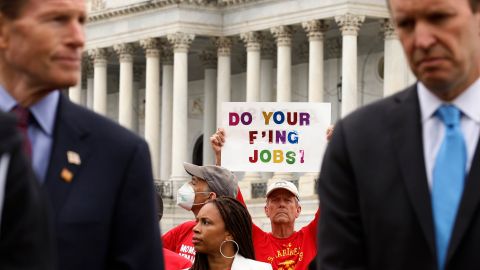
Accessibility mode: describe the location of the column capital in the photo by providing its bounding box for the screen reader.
[140,38,161,57]
[200,50,217,69]
[88,48,109,65]
[113,43,135,62]
[240,31,263,51]
[380,19,397,40]
[302,20,330,41]
[82,56,94,77]
[335,13,365,36]
[261,37,275,60]
[161,45,174,65]
[271,25,294,47]
[214,37,233,56]
[167,32,195,53]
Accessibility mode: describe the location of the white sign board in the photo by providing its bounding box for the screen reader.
[221,102,331,172]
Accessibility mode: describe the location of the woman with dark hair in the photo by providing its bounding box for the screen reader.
[188,196,272,270]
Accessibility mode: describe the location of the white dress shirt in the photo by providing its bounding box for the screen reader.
[418,79,480,189]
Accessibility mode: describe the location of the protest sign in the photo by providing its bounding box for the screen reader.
[221,102,331,172]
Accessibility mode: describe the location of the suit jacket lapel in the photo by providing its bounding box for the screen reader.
[389,85,436,256]
[44,95,90,216]
[447,135,480,262]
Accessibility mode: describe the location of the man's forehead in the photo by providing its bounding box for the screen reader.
[267,189,296,198]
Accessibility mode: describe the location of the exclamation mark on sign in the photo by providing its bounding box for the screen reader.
[299,150,305,163]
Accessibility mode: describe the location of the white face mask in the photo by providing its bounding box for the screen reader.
[176,182,211,211]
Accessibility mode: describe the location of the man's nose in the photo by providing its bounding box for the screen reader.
[413,21,436,50]
[67,20,85,49]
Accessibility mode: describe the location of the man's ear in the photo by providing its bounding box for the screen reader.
[295,204,302,219]
[264,205,270,218]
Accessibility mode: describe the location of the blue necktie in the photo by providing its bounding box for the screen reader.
[432,105,466,270]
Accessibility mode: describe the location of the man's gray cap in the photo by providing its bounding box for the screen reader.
[183,162,238,197]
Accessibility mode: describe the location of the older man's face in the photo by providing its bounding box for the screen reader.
[389,0,480,100]
[0,0,86,91]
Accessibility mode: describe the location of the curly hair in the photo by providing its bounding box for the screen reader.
[190,196,255,270]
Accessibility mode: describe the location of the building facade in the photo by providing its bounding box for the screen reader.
[76,0,415,231]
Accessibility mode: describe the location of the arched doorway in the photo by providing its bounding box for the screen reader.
[192,135,203,166]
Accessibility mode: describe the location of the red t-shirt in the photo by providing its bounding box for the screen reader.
[162,221,196,263]
[238,190,319,270]
[163,248,193,270]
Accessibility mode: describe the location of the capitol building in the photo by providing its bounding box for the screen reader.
[75,0,415,231]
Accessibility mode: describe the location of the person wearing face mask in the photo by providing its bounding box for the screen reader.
[162,162,238,263]
[188,196,272,270]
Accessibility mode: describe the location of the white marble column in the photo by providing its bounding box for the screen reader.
[240,32,262,102]
[302,20,329,102]
[140,38,161,179]
[200,50,217,166]
[271,26,293,102]
[381,19,413,97]
[214,37,232,128]
[271,26,296,182]
[89,48,108,116]
[160,48,174,181]
[260,38,275,102]
[240,31,264,196]
[68,65,82,104]
[335,13,365,117]
[114,43,135,129]
[132,67,144,134]
[167,32,195,185]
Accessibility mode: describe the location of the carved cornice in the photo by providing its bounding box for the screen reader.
[240,31,263,51]
[87,0,263,23]
[302,20,329,41]
[380,19,397,40]
[213,37,232,57]
[113,43,135,62]
[335,13,365,36]
[271,26,294,47]
[167,32,195,52]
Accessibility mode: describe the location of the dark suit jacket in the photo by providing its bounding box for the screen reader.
[318,85,480,269]
[44,95,164,270]
[0,112,54,269]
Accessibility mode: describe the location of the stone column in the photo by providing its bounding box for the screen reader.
[240,32,263,102]
[83,58,94,109]
[214,37,232,128]
[167,32,195,185]
[335,13,365,117]
[302,20,329,102]
[160,48,174,181]
[200,50,217,166]
[114,43,135,129]
[240,31,264,197]
[271,26,296,183]
[271,26,293,102]
[140,38,161,179]
[68,62,82,104]
[89,48,108,116]
[132,66,144,134]
[260,38,275,102]
[381,19,413,97]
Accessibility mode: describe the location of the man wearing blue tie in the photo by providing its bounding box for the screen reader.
[317,0,480,269]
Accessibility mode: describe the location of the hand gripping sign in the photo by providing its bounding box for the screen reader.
[221,102,331,172]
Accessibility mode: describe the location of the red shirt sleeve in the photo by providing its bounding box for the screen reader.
[162,225,179,251]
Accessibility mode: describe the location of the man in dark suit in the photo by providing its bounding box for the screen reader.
[0,1,164,269]
[0,111,54,269]
[318,0,480,269]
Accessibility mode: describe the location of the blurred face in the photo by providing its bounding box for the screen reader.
[389,0,480,101]
[192,203,232,256]
[0,0,85,94]
[265,189,301,226]
[190,176,214,216]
